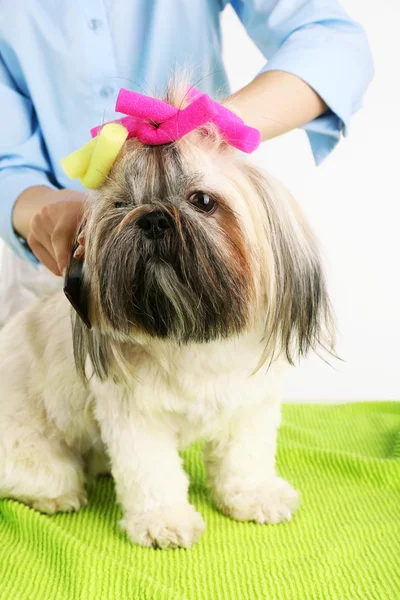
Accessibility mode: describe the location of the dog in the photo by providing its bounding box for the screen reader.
[0,80,334,548]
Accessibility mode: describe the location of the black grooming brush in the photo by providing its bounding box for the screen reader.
[63,239,91,329]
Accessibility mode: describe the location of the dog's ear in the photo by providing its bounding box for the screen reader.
[244,165,336,365]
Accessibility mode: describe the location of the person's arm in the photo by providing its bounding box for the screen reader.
[226,70,327,141]
[228,0,374,163]
[0,55,54,260]
[0,53,86,275]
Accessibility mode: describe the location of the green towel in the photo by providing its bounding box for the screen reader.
[0,402,399,600]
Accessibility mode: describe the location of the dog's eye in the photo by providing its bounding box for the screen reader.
[114,201,131,209]
[188,192,216,215]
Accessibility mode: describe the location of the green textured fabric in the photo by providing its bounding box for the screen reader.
[0,402,399,600]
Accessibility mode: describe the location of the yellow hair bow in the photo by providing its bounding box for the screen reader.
[60,123,128,189]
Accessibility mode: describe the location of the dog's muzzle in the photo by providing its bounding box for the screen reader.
[137,210,172,240]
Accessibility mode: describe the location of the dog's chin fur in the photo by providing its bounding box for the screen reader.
[0,79,334,549]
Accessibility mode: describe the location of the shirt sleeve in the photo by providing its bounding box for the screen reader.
[0,54,57,263]
[230,0,374,164]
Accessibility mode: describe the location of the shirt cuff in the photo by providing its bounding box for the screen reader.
[260,24,369,165]
[0,167,57,264]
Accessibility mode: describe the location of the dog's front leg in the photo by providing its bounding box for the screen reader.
[95,390,205,548]
[205,399,299,524]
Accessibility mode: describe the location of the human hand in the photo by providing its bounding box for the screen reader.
[13,187,86,276]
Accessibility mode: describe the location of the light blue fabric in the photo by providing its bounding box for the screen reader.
[0,0,373,263]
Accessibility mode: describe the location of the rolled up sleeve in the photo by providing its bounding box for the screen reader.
[0,55,57,263]
[231,0,374,164]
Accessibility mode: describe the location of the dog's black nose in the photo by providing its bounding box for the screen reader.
[137,211,171,239]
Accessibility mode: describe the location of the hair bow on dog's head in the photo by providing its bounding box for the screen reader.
[61,87,261,189]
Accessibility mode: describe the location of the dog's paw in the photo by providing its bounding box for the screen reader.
[31,491,88,515]
[121,504,206,549]
[217,477,299,524]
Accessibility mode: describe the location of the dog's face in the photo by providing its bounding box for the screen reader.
[84,135,258,344]
[73,85,334,381]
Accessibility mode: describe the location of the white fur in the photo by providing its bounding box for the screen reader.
[0,289,298,548]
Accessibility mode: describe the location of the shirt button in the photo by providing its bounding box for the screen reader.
[99,85,114,99]
[88,19,102,31]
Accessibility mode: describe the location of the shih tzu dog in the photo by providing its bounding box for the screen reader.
[0,81,334,549]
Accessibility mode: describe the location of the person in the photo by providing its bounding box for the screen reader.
[0,1,373,323]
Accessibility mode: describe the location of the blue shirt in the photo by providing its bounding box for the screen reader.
[0,0,373,263]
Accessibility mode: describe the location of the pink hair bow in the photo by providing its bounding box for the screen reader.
[91,87,261,154]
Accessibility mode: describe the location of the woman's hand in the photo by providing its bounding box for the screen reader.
[13,186,86,276]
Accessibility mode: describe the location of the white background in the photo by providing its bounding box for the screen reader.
[222,0,400,402]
